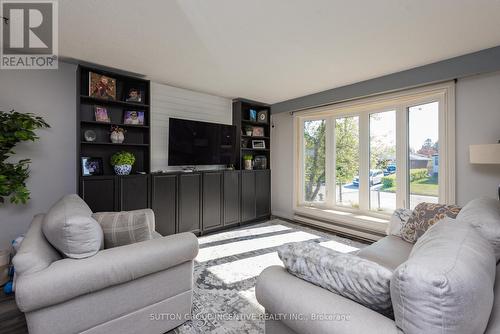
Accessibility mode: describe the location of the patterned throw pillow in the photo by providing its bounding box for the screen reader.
[386,208,413,237]
[278,241,394,315]
[400,203,461,243]
[92,209,154,248]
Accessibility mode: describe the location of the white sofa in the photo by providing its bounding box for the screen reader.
[256,198,500,334]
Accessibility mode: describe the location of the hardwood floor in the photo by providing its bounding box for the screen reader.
[0,291,27,334]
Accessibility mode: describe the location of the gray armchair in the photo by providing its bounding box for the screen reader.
[13,213,198,334]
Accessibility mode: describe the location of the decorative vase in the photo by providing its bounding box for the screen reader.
[244,159,253,170]
[245,130,253,136]
[114,164,132,175]
[110,131,124,143]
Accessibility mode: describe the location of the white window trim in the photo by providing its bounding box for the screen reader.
[293,82,456,232]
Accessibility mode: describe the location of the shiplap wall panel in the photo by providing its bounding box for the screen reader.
[151,82,232,171]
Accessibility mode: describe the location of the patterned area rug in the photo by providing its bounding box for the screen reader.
[169,219,367,334]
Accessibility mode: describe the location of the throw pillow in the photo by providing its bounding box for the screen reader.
[386,208,413,237]
[278,241,393,314]
[456,197,500,261]
[400,202,460,243]
[42,194,103,259]
[92,209,154,248]
[391,217,496,334]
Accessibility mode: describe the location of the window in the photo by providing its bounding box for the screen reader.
[295,83,455,227]
[369,110,396,213]
[408,102,439,209]
[303,119,326,203]
[335,116,359,208]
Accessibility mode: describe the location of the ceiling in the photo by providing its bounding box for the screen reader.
[60,0,500,104]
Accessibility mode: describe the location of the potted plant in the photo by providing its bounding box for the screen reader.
[110,151,135,175]
[0,109,50,204]
[110,125,126,143]
[243,154,253,170]
[244,126,253,136]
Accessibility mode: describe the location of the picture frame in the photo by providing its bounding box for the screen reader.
[249,109,257,122]
[89,72,116,100]
[257,110,268,123]
[252,140,266,149]
[94,106,110,123]
[123,111,145,125]
[252,126,265,137]
[125,88,143,103]
[81,157,103,176]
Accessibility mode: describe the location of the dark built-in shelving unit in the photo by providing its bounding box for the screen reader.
[77,65,151,178]
[232,98,271,170]
[76,68,271,236]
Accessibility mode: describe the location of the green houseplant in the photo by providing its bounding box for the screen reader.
[0,109,50,204]
[110,151,135,175]
[243,154,253,170]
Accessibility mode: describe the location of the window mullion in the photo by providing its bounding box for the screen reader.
[325,117,335,207]
[396,105,408,209]
[358,113,370,211]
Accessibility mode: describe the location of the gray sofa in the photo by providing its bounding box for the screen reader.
[256,198,500,334]
[13,209,198,334]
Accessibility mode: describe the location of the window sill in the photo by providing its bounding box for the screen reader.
[294,205,389,237]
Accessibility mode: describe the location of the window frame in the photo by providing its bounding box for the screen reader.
[293,82,455,227]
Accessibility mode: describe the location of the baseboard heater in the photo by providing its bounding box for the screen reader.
[292,213,385,243]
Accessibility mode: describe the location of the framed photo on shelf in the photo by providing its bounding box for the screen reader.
[89,72,116,100]
[123,111,145,125]
[249,109,257,122]
[94,106,110,123]
[81,157,104,176]
[252,140,266,149]
[252,126,265,137]
[125,88,143,103]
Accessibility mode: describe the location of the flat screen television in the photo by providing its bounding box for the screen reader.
[168,118,237,166]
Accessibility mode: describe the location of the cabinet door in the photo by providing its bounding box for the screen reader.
[178,173,201,233]
[256,170,271,217]
[151,174,177,236]
[223,171,240,226]
[118,175,150,211]
[80,176,117,212]
[202,172,223,231]
[241,171,256,222]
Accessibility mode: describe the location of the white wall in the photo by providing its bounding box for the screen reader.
[270,71,500,218]
[270,112,294,219]
[151,82,232,171]
[456,71,500,205]
[0,63,78,249]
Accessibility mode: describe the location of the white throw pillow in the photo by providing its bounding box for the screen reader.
[278,241,393,315]
[457,197,500,261]
[391,217,496,334]
[386,208,413,237]
[42,194,103,259]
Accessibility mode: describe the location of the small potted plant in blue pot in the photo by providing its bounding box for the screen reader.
[111,151,135,175]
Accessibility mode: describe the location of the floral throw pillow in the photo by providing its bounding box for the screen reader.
[401,203,461,243]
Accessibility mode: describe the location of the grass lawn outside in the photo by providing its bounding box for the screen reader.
[383,175,438,197]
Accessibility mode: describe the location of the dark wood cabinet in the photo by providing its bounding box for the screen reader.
[80,169,269,235]
[223,171,240,226]
[256,170,271,217]
[202,172,223,231]
[241,171,257,222]
[80,176,117,212]
[151,174,177,236]
[178,173,201,233]
[118,175,150,211]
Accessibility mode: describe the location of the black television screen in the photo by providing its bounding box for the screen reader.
[168,118,236,166]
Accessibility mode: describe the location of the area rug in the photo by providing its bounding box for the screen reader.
[169,219,367,334]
